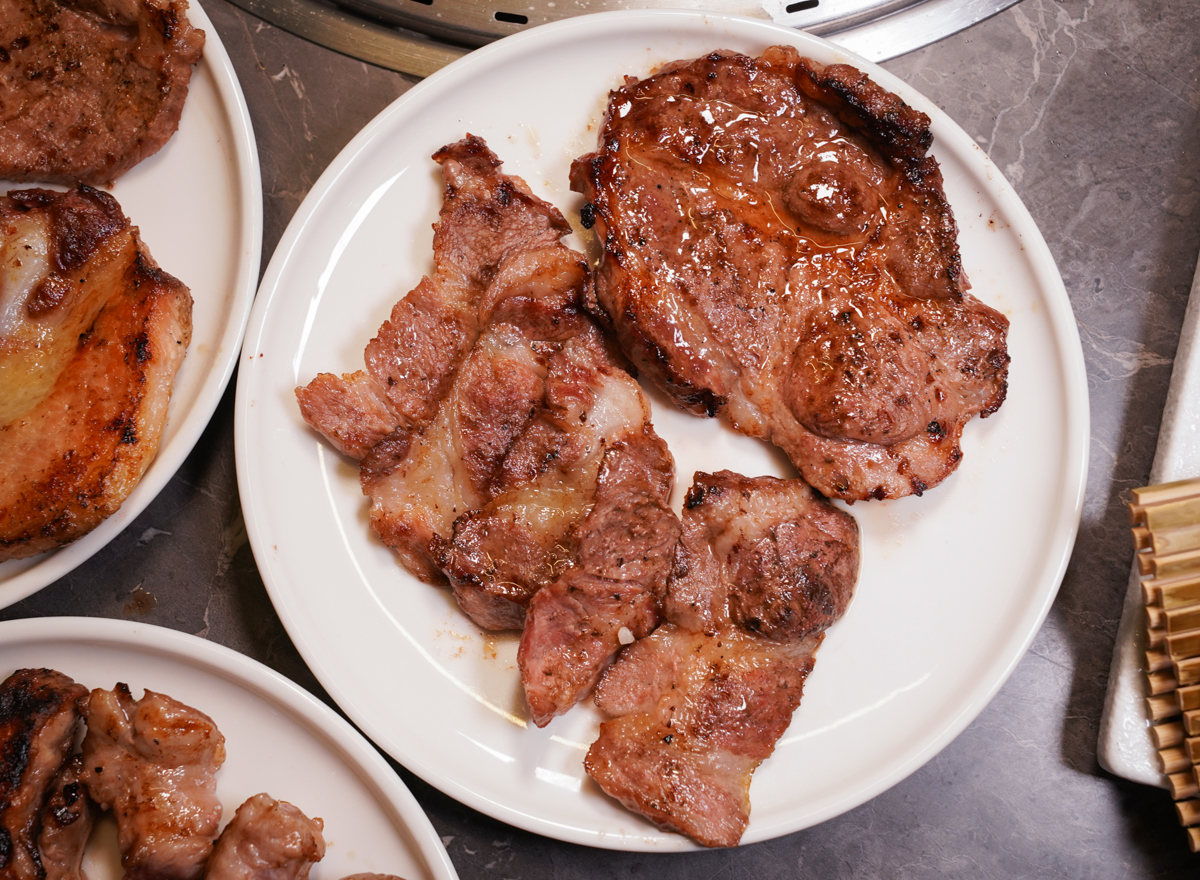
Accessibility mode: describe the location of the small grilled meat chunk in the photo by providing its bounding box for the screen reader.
[80,685,225,880]
[37,755,95,880]
[586,472,859,847]
[0,186,193,561]
[0,0,205,185]
[571,47,1009,502]
[0,669,87,880]
[204,793,325,880]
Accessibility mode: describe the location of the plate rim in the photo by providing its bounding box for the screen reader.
[236,8,1090,850]
[0,615,460,880]
[0,1,264,607]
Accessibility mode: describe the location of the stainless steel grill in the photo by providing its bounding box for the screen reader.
[224,0,1021,78]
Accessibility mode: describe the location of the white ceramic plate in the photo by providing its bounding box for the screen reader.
[0,2,262,607]
[0,616,457,880]
[236,10,1089,850]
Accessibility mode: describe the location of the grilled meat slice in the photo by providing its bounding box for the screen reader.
[0,186,192,560]
[0,0,204,186]
[516,429,678,727]
[80,685,225,880]
[571,47,1009,502]
[204,794,325,880]
[37,755,95,880]
[0,668,87,880]
[586,471,859,847]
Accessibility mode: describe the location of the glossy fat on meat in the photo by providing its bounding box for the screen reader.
[571,47,1010,502]
[0,186,193,560]
[204,793,325,880]
[80,684,225,880]
[38,754,96,880]
[586,472,859,847]
[0,0,204,186]
[0,668,87,880]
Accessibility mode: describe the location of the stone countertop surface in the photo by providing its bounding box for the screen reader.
[5,0,1200,876]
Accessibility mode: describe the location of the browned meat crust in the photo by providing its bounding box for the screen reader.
[586,472,859,847]
[37,755,95,880]
[204,793,325,880]
[0,0,205,186]
[0,668,87,880]
[571,47,1010,502]
[80,684,225,880]
[0,186,193,561]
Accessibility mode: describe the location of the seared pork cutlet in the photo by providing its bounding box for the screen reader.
[204,793,325,880]
[572,47,1009,502]
[586,472,859,847]
[0,186,193,561]
[0,0,204,186]
[37,755,96,880]
[0,669,87,880]
[80,685,225,880]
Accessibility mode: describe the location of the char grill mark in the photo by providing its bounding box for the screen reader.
[0,0,204,186]
[0,186,193,561]
[0,669,87,880]
[585,471,859,847]
[80,684,226,880]
[571,46,1010,502]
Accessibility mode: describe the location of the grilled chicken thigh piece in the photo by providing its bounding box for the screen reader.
[80,685,225,880]
[204,793,325,880]
[0,669,87,880]
[572,48,1009,502]
[586,472,859,847]
[0,186,192,560]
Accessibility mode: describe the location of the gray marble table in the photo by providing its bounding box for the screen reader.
[6,0,1200,876]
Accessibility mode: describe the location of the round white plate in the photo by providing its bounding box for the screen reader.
[236,10,1089,850]
[0,616,457,880]
[0,1,262,607]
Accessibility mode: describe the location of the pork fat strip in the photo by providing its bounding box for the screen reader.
[586,472,859,847]
[296,134,578,461]
[572,48,1009,502]
[0,186,193,560]
[203,793,325,880]
[80,685,225,880]
[0,0,204,186]
[0,669,87,880]
[37,756,96,880]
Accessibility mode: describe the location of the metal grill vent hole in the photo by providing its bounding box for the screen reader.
[494,10,528,23]
[786,0,819,11]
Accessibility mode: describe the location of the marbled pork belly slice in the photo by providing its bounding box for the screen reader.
[0,668,88,880]
[0,186,192,560]
[571,47,1009,502]
[516,429,679,727]
[204,793,325,880]
[80,685,226,880]
[296,135,577,459]
[586,471,859,847]
[435,319,668,632]
[37,755,96,880]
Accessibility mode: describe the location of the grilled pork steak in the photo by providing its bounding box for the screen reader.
[0,186,193,561]
[0,668,87,880]
[571,47,1010,502]
[586,471,859,847]
[37,755,95,880]
[204,793,325,880]
[0,0,205,186]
